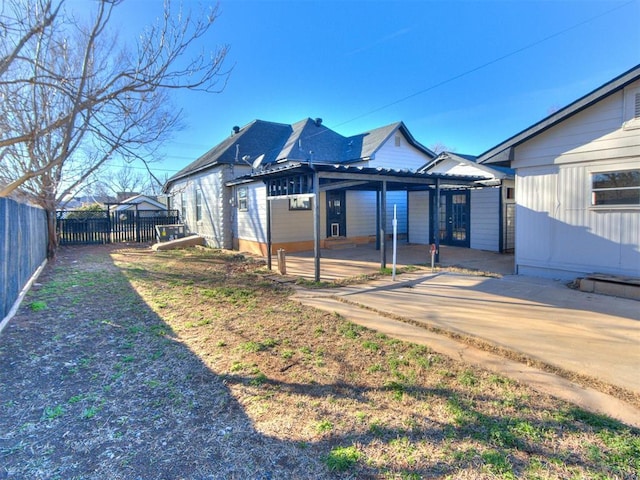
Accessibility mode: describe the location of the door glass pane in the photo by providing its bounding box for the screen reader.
[438,194,447,240]
[452,194,467,241]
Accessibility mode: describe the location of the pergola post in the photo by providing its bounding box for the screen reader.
[313,172,321,282]
[380,180,387,269]
[434,178,441,263]
[266,195,272,270]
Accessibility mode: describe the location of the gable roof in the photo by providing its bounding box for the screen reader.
[351,121,436,160]
[164,118,436,191]
[113,194,167,211]
[421,152,514,180]
[478,63,640,165]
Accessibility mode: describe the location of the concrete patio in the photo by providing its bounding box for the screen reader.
[277,243,515,281]
[263,243,640,428]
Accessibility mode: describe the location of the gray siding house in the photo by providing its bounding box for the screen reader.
[479,64,640,279]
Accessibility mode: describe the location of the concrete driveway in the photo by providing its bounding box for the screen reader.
[282,244,640,427]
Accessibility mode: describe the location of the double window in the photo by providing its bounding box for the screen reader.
[591,169,640,206]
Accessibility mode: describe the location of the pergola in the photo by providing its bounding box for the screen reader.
[235,162,483,281]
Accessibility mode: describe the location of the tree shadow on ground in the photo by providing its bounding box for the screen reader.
[0,245,636,479]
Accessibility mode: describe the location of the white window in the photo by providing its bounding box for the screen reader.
[180,193,186,221]
[289,196,311,210]
[237,187,248,211]
[592,169,640,206]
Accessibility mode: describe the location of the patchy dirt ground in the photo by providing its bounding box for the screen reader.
[1,244,638,479]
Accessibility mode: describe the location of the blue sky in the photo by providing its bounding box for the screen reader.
[107,0,640,181]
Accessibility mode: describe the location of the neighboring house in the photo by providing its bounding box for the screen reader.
[164,118,440,254]
[409,152,515,252]
[478,64,640,279]
[58,195,115,210]
[112,194,168,217]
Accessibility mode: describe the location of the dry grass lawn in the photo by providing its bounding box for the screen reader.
[0,244,638,479]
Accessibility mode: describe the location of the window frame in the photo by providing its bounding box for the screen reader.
[237,186,248,212]
[591,169,640,208]
[289,196,312,211]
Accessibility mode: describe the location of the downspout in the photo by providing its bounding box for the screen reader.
[380,180,387,269]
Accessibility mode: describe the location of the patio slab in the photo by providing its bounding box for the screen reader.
[279,245,640,427]
[281,243,515,281]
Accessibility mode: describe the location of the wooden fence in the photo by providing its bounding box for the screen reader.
[57,209,181,245]
[1,198,48,320]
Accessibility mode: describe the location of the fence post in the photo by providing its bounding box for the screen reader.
[135,204,140,243]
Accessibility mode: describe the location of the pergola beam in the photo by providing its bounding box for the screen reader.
[316,171,475,187]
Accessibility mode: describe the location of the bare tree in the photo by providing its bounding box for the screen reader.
[92,165,153,199]
[429,142,456,155]
[0,0,61,79]
[0,0,230,257]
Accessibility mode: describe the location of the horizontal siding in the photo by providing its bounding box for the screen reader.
[386,191,408,233]
[236,183,267,243]
[346,191,376,237]
[514,91,633,168]
[270,198,315,243]
[368,136,432,171]
[408,191,430,244]
[470,188,500,251]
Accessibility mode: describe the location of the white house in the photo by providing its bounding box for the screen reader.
[478,64,640,280]
[113,194,168,217]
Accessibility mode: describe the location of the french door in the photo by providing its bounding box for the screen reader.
[431,190,470,247]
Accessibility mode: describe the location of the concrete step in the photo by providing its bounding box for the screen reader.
[579,274,640,300]
[324,237,356,249]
